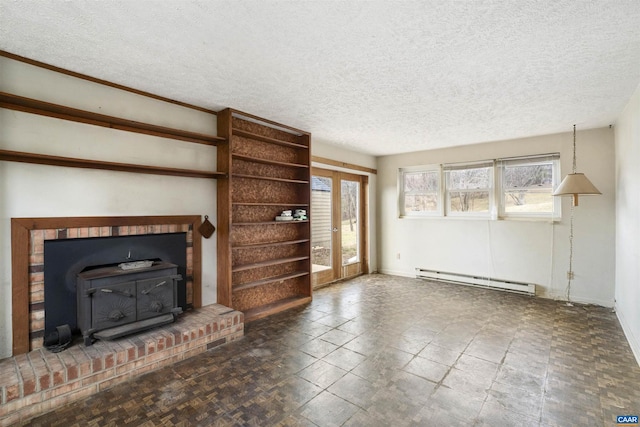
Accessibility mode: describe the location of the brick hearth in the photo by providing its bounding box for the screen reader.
[25,222,196,352]
[0,304,244,426]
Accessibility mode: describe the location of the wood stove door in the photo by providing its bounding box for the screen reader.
[91,281,137,331]
[137,276,176,321]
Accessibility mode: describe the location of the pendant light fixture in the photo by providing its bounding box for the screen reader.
[553,125,601,205]
[553,124,601,305]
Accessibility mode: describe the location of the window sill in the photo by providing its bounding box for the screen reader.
[399,214,561,223]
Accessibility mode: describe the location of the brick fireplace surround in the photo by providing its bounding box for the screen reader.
[1,216,244,425]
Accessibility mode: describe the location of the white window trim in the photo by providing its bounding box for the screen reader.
[398,165,443,218]
[397,154,562,221]
[444,161,494,218]
[497,154,561,220]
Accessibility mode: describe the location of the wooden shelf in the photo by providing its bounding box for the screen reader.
[232,239,310,249]
[233,271,309,292]
[0,149,226,179]
[233,128,308,149]
[243,296,312,322]
[218,108,311,319]
[232,256,309,272]
[232,173,308,184]
[232,153,308,169]
[0,92,226,146]
[232,220,309,226]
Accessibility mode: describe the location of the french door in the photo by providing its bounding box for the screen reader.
[311,168,368,287]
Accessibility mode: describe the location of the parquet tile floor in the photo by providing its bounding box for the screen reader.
[23,274,640,426]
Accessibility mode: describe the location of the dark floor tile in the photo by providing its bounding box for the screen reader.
[387,370,437,406]
[415,405,472,427]
[487,380,544,419]
[495,364,546,394]
[475,400,540,427]
[340,409,379,427]
[443,367,493,395]
[455,353,500,375]
[424,385,485,423]
[541,398,604,427]
[327,373,378,408]
[443,354,498,393]
[402,355,450,383]
[503,349,549,378]
[314,314,351,328]
[275,414,320,426]
[341,334,381,356]
[298,338,339,359]
[465,340,509,363]
[299,390,359,427]
[350,360,401,382]
[20,274,640,427]
[271,376,324,408]
[387,334,432,355]
[363,387,426,426]
[441,322,481,341]
[336,320,368,336]
[431,333,472,353]
[350,347,414,382]
[509,338,552,358]
[321,347,367,371]
[297,359,347,389]
[295,320,334,338]
[271,349,318,374]
[298,309,330,322]
[417,343,461,366]
[317,328,356,347]
[401,324,438,341]
[479,325,519,341]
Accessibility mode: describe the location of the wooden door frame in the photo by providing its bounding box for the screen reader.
[311,168,338,285]
[311,168,368,286]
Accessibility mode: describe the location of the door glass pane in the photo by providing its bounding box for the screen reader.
[311,176,332,273]
[341,179,360,265]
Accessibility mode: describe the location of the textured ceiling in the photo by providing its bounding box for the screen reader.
[1,1,639,156]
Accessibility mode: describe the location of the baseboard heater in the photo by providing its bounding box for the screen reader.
[415,268,536,296]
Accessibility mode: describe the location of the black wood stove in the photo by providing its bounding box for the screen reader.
[77,261,182,346]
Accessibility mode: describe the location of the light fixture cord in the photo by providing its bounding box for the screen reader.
[566,202,575,304]
[566,124,577,304]
[572,124,577,174]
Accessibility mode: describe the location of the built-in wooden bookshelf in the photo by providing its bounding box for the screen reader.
[217,109,312,321]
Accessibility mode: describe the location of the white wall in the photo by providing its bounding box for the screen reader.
[0,57,219,358]
[0,57,379,359]
[377,128,616,306]
[615,82,640,365]
[312,141,378,273]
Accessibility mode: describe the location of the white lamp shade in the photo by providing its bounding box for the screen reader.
[553,173,601,205]
[553,173,601,196]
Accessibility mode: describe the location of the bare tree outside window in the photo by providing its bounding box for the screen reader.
[447,167,491,213]
[402,170,440,214]
[503,162,554,213]
[398,154,559,219]
[341,180,358,231]
[341,180,359,264]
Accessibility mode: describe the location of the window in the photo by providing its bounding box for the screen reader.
[498,154,560,218]
[398,154,561,220]
[445,162,493,216]
[399,167,441,216]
